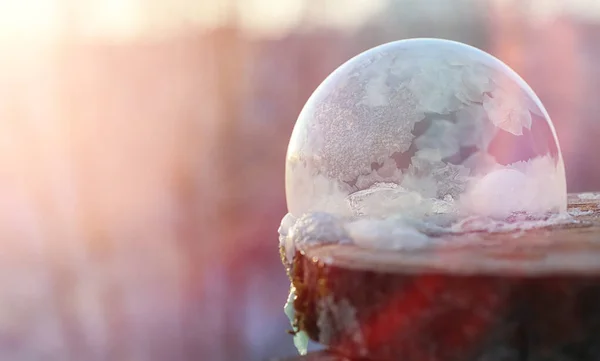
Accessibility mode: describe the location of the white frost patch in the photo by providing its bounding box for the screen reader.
[430,195,456,215]
[285,161,353,218]
[361,66,391,107]
[278,213,297,248]
[346,183,422,217]
[568,208,593,217]
[284,285,309,355]
[402,149,471,200]
[455,104,497,150]
[284,286,296,326]
[451,211,576,234]
[461,168,529,219]
[460,155,566,219]
[415,119,460,158]
[578,192,600,200]
[279,212,350,263]
[345,218,431,251]
[483,88,532,136]
[355,158,403,190]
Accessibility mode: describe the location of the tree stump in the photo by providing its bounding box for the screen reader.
[277,193,600,361]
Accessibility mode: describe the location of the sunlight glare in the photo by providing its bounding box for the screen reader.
[0,0,61,43]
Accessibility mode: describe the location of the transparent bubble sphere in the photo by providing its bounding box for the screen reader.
[285,38,566,221]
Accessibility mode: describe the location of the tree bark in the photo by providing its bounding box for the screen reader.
[280,193,600,361]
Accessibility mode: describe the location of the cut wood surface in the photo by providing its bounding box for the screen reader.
[306,194,600,276]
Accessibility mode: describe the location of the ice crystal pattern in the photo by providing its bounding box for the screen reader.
[285,38,566,221]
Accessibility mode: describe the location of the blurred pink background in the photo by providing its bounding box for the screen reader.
[0,0,599,360]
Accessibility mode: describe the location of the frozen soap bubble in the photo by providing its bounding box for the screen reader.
[285,38,566,226]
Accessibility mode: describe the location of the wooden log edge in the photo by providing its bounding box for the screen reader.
[284,193,600,361]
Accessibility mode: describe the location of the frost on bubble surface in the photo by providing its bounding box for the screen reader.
[280,38,567,354]
[283,38,565,227]
[280,38,567,244]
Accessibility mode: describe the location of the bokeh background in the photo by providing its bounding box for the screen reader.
[1,0,599,360]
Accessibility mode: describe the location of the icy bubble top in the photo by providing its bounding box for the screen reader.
[285,38,566,221]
